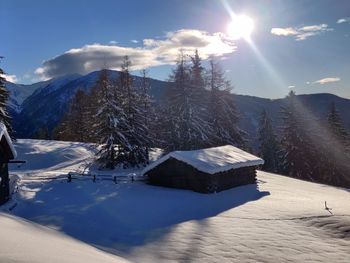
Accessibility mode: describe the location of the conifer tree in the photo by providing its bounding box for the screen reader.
[54,89,90,142]
[207,59,244,148]
[164,51,212,151]
[94,69,130,169]
[0,57,13,135]
[280,91,315,180]
[118,57,151,166]
[321,102,350,186]
[327,102,350,150]
[258,109,280,172]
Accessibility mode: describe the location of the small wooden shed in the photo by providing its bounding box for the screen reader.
[0,123,17,205]
[143,145,264,193]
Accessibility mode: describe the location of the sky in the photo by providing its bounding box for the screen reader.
[1,0,350,99]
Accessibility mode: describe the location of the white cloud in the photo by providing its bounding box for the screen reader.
[35,29,237,79]
[313,77,340,85]
[337,18,350,24]
[0,73,18,83]
[271,24,333,41]
[131,39,138,43]
[270,27,298,36]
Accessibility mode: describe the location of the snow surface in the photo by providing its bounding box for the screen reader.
[142,145,264,175]
[1,139,350,262]
[0,122,17,158]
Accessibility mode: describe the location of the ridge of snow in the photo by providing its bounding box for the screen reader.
[0,122,17,158]
[142,145,264,175]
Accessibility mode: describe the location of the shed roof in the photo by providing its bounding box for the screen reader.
[142,145,264,175]
[0,122,17,159]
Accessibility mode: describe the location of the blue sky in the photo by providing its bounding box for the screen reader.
[1,0,350,99]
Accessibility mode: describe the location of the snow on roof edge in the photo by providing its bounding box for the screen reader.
[142,146,264,176]
[0,122,17,159]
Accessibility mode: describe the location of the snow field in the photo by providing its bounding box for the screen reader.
[1,139,349,262]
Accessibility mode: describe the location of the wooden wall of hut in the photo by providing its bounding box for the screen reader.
[146,157,257,193]
[0,163,10,204]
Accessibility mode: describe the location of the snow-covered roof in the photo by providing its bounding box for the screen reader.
[142,145,264,175]
[0,122,17,159]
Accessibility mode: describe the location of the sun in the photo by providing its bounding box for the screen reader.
[227,15,254,40]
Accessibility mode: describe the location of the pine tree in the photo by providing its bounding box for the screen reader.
[0,57,13,135]
[118,57,152,166]
[93,69,130,169]
[165,51,192,151]
[54,89,90,142]
[258,109,280,172]
[280,91,315,180]
[206,59,244,148]
[164,51,212,151]
[322,102,350,186]
[189,50,212,148]
[327,102,350,150]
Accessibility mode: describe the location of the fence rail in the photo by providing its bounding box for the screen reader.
[67,172,146,183]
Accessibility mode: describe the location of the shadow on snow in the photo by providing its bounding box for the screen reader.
[10,179,269,255]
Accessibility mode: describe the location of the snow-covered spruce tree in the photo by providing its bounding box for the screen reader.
[322,102,350,186]
[93,69,130,169]
[0,57,13,135]
[54,89,90,142]
[118,57,151,166]
[327,102,350,151]
[137,69,156,161]
[280,91,316,180]
[189,50,212,148]
[206,59,244,148]
[258,109,281,172]
[163,51,211,151]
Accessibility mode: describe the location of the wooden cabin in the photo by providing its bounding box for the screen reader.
[0,123,17,205]
[143,145,264,193]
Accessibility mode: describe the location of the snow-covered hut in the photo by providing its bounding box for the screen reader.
[142,145,264,193]
[0,123,17,204]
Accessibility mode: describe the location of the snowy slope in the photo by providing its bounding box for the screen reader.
[0,213,128,263]
[1,139,350,262]
[5,80,50,113]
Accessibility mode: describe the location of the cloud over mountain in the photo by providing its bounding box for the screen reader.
[313,77,340,85]
[35,29,237,80]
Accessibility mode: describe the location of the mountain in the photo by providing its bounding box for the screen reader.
[5,80,51,113]
[236,93,350,149]
[6,70,350,149]
[10,70,169,138]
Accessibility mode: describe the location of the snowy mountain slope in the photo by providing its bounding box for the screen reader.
[5,80,51,113]
[13,70,169,137]
[2,139,350,262]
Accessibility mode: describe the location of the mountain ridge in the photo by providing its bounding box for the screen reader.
[5,70,350,149]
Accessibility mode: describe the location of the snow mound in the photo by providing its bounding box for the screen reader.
[143,145,264,175]
[0,213,128,263]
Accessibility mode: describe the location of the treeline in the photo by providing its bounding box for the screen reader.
[53,51,244,168]
[258,91,350,188]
